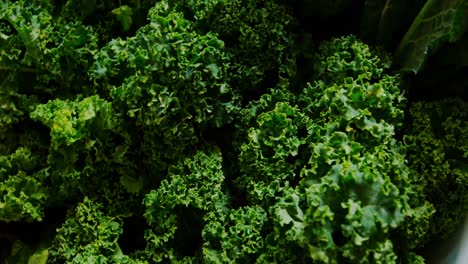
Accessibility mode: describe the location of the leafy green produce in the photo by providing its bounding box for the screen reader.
[359,0,467,73]
[0,1,466,263]
[230,36,433,263]
[395,0,467,73]
[404,98,468,244]
[170,0,299,98]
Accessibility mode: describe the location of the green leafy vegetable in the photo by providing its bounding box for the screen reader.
[395,0,467,73]
[49,197,142,263]
[0,1,466,263]
[230,35,432,263]
[112,5,134,32]
[0,147,48,222]
[6,240,49,264]
[359,0,426,49]
[404,98,468,245]
[171,0,299,97]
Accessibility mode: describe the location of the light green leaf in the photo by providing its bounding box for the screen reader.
[112,5,133,31]
[28,249,49,264]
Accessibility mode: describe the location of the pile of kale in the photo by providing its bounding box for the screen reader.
[0,0,466,263]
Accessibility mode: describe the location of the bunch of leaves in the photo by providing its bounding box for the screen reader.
[142,148,273,263]
[0,1,466,263]
[0,147,48,222]
[234,87,309,207]
[0,0,99,203]
[0,0,99,95]
[301,35,406,147]
[231,35,432,263]
[48,197,143,264]
[169,0,299,98]
[29,95,144,217]
[143,148,227,262]
[202,205,268,263]
[89,2,239,176]
[404,98,468,246]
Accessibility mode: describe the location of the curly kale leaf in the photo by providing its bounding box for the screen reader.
[0,0,55,68]
[0,171,48,223]
[232,35,430,263]
[170,0,299,96]
[143,148,229,262]
[30,95,139,209]
[0,147,48,222]
[301,36,406,148]
[90,2,237,128]
[112,5,134,32]
[90,2,239,177]
[0,0,98,92]
[311,35,393,82]
[5,240,49,264]
[203,206,268,263]
[49,197,143,264]
[59,0,156,39]
[143,148,273,263]
[235,88,311,206]
[404,98,468,245]
[30,96,118,149]
[0,147,37,180]
[272,141,407,263]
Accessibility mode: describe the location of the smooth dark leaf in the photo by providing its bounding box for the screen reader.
[395,0,467,73]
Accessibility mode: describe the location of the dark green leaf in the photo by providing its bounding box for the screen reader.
[395,0,467,73]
